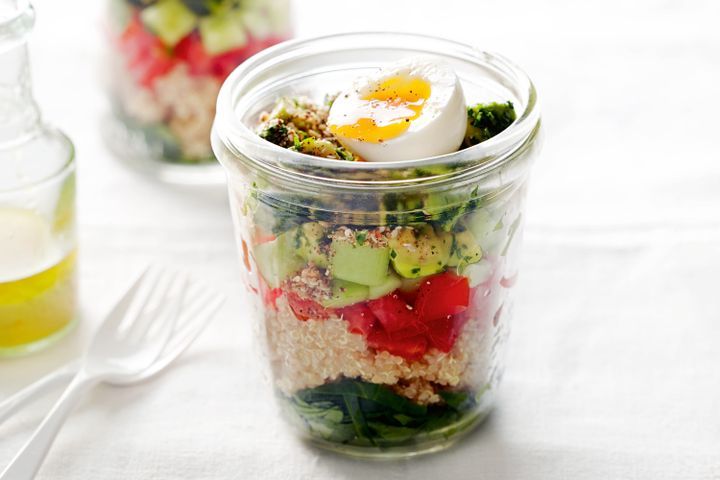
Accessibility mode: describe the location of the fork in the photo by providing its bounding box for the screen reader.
[1,267,186,480]
[0,280,224,427]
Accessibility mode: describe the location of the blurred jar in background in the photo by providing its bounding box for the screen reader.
[0,0,77,356]
[103,0,291,181]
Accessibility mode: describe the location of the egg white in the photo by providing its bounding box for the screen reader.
[328,58,467,162]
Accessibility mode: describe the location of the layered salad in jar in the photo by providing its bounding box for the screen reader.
[107,0,290,163]
[227,57,530,454]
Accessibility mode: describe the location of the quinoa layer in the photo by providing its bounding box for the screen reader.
[266,296,494,404]
[114,63,220,159]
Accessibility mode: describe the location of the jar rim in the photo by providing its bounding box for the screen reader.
[213,32,540,186]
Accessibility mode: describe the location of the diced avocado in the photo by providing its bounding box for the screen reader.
[368,272,402,300]
[140,0,197,47]
[198,11,247,55]
[388,226,452,279]
[321,279,369,308]
[447,230,483,271]
[296,223,329,268]
[253,230,304,288]
[330,240,390,286]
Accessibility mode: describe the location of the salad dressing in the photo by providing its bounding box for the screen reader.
[0,1,77,355]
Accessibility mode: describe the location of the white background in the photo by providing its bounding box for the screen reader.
[2,0,720,478]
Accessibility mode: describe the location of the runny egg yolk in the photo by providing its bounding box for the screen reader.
[329,76,431,143]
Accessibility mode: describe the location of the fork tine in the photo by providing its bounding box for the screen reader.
[147,291,224,373]
[104,266,153,331]
[165,290,224,351]
[116,266,167,333]
[134,273,188,345]
[138,273,188,341]
[153,286,215,352]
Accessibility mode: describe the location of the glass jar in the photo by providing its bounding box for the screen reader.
[212,33,541,457]
[0,0,77,356]
[103,0,291,184]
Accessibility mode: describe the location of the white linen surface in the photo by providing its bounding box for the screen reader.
[1,1,719,478]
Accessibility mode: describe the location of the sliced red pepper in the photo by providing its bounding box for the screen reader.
[414,272,470,322]
[287,291,330,321]
[337,303,377,337]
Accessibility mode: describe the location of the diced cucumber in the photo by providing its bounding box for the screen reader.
[140,0,197,47]
[321,279,369,308]
[399,276,423,293]
[240,9,272,38]
[368,272,402,300]
[199,11,247,55]
[330,240,390,287]
[254,230,304,288]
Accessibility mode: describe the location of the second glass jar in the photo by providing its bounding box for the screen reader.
[104,0,291,180]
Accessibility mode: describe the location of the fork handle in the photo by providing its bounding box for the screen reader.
[0,361,80,427]
[0,371,98,480]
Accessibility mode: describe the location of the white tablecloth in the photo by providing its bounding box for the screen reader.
[2,1,720,478]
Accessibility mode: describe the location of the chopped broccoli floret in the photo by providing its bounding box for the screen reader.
[291,138,354,160]
[464,101,516,147]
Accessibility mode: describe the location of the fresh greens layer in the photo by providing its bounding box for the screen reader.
[285,378,486,447]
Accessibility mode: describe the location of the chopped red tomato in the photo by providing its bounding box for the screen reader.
[335,272,474,360]
[118,15,175,87]
[174,34,276,81]
[287,291,330,321]
[258,277,281,310]
[259,281,278,307]
[397,286,419,305]
[414,272,470,322]
[337,304,377,337]
[424,317,455,352]
[367,293,422,335]
[366,329,428,362]
[173,32,214,76]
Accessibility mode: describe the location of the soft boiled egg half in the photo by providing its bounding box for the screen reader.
[327,58,467,162]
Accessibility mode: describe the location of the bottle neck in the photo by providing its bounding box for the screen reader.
[0,0,40,146]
